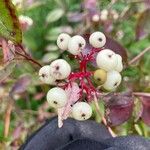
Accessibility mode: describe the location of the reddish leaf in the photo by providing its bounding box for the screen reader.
[1,39,15,62]
[13,123,23,140]
[34,92,45,100]
[10,75,31,95]
[63,82,80,118]
[140,95,150,126]
[104,92,133,126]
[136,9,150,40]
[103,21,113,33]
[144,0,150,10]
[83,0,97,11]
[58,82,80,128]
[83,0,100,22]
[67,12,85,22]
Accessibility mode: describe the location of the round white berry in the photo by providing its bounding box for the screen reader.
[47,87,67,108]
[49,59,71,80]
[89,32,106,48]
[92,14,100,22]
[57,33,71,51]
[103,70,122,91]
[39,65,56,84]
[68,35,86,55]
[72,102,92,121]
[96,49,117,71]
[100,9,108,21]
[114,54,123,72]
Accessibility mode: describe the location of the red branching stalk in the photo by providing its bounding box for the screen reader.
[64,48,101,101]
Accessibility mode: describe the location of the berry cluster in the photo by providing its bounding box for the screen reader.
[38,32,123,125]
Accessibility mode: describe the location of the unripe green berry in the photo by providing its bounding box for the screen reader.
[94,69,107,85]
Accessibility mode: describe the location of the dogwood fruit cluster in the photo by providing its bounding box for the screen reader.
[38,31,123,123]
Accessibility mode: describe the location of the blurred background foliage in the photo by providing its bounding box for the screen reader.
[0,0,150,149]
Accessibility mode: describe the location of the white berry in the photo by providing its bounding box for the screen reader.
[92,14,100,22]
[100,9,108,21]
[114,54,123,72]
[39,65,56,84]
[103,70,122,91]
[49,59,71,80]
[89,32,106,48]
[57,33,71,51]
[68,35,86,55]
[96,49,117,71]
[72,102,92,121]
[47,87,67,108]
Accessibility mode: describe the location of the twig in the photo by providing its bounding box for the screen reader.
[127,0,145,4]
[107,0,118,9]
[129,46,150,65]
[93,94,117,137]
[4,99,13,138]
[119,5,130,19]
[15,51,42,67]
[133,92,150,97]
[97,92,150,97]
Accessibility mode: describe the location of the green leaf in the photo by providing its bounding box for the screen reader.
[46,8,64,23]
[0,0,22,43]
[134,124,143,136]
[42,52,60,63]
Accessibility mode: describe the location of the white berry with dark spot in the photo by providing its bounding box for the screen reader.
[57,33,71,50]
[72,102,92,121]
[89,32,106,48]
[114,54,123,72]
[39,65,56,84]
[68,35,86,55]
[47,87,67,108]
[103,70,122,91]
[49,59,71,80]
[96,49,117,71]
